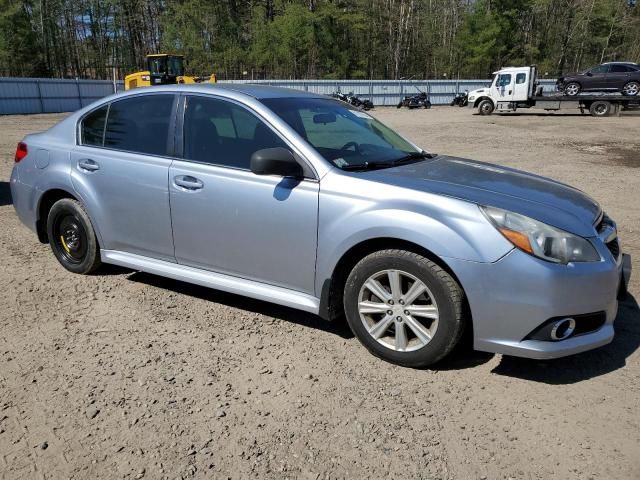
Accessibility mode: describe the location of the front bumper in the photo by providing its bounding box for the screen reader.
[444,247,630,360]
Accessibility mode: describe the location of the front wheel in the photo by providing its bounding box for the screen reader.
[564,82,581,96]
[622,81,639,96]
[343,250,465,368]
[477,99,494,115]
[47,198,101,274]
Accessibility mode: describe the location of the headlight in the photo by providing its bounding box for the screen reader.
[481,206,600,264]
[468,96,475,101]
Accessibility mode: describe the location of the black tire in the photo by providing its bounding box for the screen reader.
[589,100,611,117]
[343,249,465,368]
[396,102,403,109]
[477,99,494,115]
[564,82,581,96]
[622,81,639,96]
[46,198,101,274]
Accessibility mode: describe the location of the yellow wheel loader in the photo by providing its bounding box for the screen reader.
[124,54,216,90]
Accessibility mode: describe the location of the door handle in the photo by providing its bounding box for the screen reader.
[174,175,204,190]
[78,159,100,172]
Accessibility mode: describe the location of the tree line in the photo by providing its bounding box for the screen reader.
[1,0,638,81]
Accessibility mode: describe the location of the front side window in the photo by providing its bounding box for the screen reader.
[497,74,512,87]
[81,105,108,146]
[183,96,287,169]
[261,97,420,170]
[516,73,527,84]
[104,95,174,156]
[589,65,609,74]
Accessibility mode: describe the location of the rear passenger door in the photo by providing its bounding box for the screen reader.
[168,95,319,295]
[70,93,177,262]
[606,64,634,90]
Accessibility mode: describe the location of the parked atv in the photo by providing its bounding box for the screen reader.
[450,90,469,107]
[397,91,432,109]
[331,91,374,110]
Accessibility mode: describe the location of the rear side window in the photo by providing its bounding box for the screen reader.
[516,73,526,84]
[81,106,108,146]
[104,95,174,156]
[183,96,287,169]
[610,64,636,73]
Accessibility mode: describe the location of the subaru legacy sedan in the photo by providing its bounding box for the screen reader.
[10,85,631,367]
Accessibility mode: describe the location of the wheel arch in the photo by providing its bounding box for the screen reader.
[36,188,79,243]
[473,96,493,108]
[318,237,468,324]
[36,188,103,248]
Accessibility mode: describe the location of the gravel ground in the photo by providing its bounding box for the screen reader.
[1,107,639,480]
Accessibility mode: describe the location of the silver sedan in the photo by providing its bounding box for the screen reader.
[10,84,631,367]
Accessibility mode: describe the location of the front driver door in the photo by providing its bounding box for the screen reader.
[491,73,513,101]
[585,64,610,89]
[168,95,319,295]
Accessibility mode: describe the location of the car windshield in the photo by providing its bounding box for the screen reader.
[261,97,423,170]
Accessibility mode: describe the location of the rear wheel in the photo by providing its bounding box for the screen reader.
[622,81,639,96]
[564,82,581,96]
[477,99,494,115]
[343,250,464,368]
[589,100,612,117]
[47,198,101,274]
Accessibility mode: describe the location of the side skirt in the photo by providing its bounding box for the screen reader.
[101,250,320,314]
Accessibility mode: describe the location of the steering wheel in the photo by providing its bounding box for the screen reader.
[340,141,361,153]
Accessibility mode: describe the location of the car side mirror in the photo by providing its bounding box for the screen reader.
[250,147,303,178]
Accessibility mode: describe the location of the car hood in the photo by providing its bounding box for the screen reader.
[468,88,488,96]
[362,155,601,237]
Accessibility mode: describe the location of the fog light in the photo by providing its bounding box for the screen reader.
[550,318,576,341]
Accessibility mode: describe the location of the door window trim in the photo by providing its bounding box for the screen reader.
[176,93,319,181]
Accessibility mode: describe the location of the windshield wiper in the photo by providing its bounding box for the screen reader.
[340,151,436,171]
[340,161,393,171]
[390,151,437,165]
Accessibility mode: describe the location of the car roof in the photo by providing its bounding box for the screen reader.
[116,83,324,100]
[213,83,323,99]
[602,61,639,66]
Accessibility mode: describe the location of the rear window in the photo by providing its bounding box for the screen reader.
[103,95,174,156]
[81,106,108,146]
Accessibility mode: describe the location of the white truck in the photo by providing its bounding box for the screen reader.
[467,65,638,117]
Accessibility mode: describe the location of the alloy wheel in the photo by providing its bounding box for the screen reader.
[564,83,580,96]
[623,82,639,96]
[357,269,439,352]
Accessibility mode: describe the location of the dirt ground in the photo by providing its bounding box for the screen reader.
[1,107,639,480]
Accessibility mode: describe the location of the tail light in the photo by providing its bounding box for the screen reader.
[15,142,28,163]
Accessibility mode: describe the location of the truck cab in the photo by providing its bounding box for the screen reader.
[468,66,538,115]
